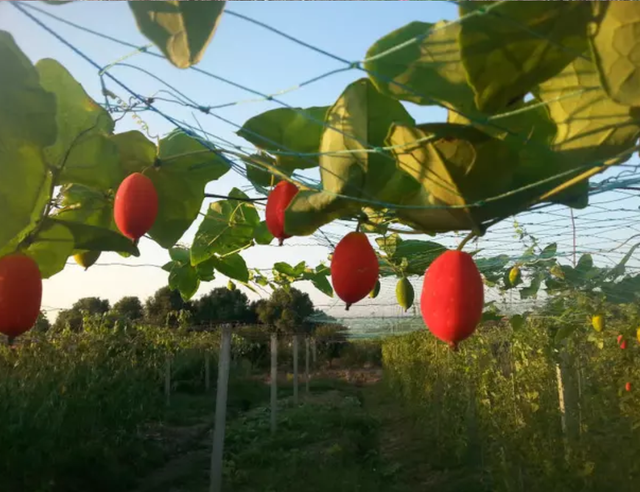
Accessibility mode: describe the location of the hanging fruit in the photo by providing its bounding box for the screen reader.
[508,265,521,286]
[114,172,159,240]
[331,231,379,310]
[592,314,604,332]
[637,327,640,344]
[369,279,381,299]
[74,250,101,271]
[421,250,484,350]
[0,253,43,339]
[265,180,299,246]
[618,334,624,345]
[626,382,632,392]
[396,277,414,312]
[621,339,627,350]
[228,280,236,291]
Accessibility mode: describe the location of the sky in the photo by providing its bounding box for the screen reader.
[2,1,640,327]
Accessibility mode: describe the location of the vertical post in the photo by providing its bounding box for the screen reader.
[209,325,232,492]
[293,334,299,405]
[270,332,278,435]
[205,354,211,392]
[305,337,310,394]
[164,354,171,407]
[312,337,317,364]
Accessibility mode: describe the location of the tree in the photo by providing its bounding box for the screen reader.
[110,296,144,327]
[52,297,110,332]
[32,311,51,333]
[256,287,314,334]
[144,286,193,328]
[193,287,251,325]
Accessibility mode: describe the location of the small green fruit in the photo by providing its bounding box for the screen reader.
[369,279,380,299]
[74,251,100,270]
[592,314,604,332]
[227,280,236,291]
[396,277,414,312]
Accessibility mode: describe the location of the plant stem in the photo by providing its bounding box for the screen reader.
[204,193,266,202]
[457,231,476,251]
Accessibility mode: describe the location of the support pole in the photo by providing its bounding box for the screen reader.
[305,337,310,394]
[293,334,299,405]
[209,325,232,492]
[270,332,278,435]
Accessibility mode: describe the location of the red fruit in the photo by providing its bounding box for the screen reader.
[331,232,379,310]
[0,254,42,339]
[621,340,627,350]
[265,181,298,246]
[114,173,158,240]
[626,382,632,392]
[421,250,484,350]
[618,334,624,345]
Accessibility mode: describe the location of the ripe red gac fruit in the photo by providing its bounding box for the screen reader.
[0,254,42,339]
[617,334,624,345]
[265,181,299,246]
[331,232,379,310]
[621,340,627,350]
[114,173,159,240]
[421,250,484,350]
[626,382,632,392]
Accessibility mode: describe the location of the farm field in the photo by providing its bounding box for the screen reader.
[4,1,640,492]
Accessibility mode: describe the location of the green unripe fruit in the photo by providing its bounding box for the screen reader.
[369,279,381,299]
[74,251,101,271]
[396,277,414,312]
[227,280,236,291]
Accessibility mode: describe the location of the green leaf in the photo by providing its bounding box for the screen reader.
[365,20,476,111]
[458,1,591,113]
[111,130,157,175]
[191,188,258,265]
[274,261,307,278]
[237,107,329,171]
[520,272,545,299]
[606,241,640,281]
[0,31,56,254]
[195,258,216,282]
[254,220,274,245]
[36,59,115,173]
[242,153,285,191]
[305,272,333,297]
[388,123,516,233]
[0,31,57,147]
[54,184,115,230]
[168,263,200,300]
[284,78,415,236]
[510,314,525,331]
[377,234,446,276]
[555,324,577,344]
[147,130,230,248]
[46,218,139,256]
[128,0,225,69]
[23,220,74,279]
[169,246,190,263]
[211,253,249,283]
[535,54,640,178]
[589,2,640,107]
[58,133,121,189]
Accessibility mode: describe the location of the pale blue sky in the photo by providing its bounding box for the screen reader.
[2,1,639,323]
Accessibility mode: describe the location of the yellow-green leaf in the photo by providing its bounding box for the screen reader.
[589,2,640,107]
[365,21,476,112]
[459,1,591,113]
[128,0,226,69]
[23,220,75,279]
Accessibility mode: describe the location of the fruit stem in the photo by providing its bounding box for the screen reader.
[345,303,352,311]
[456,232,476,252]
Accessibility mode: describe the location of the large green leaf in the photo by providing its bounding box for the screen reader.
[47,218,140,256]
[365,21,476,112]
[211,253,250,283]
[458,1,591,113]
[0,32,56,256]
[111,130,157,176]
[36,59,115,175]
[284,78,415,236]
[59,133,121,189]
[54,184,115,230]
[190,188,259,265]
[589,2,640,107]
[535,54,640,180]
[237,107,329,171]
[168,263,200,301]
[23,220,74,279]
[376,234,446,276]
[128,0,225,69]
[387,123,516,233]
[146,130,230,248]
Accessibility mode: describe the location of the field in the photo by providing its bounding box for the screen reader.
[2,311,640,492]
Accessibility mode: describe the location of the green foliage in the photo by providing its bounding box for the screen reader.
[111,296,144,325]
[192,287,253,325]
[144,286,193,328]
[256,287,315,334]
[53,296,110,332]
[128,0,226,69]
